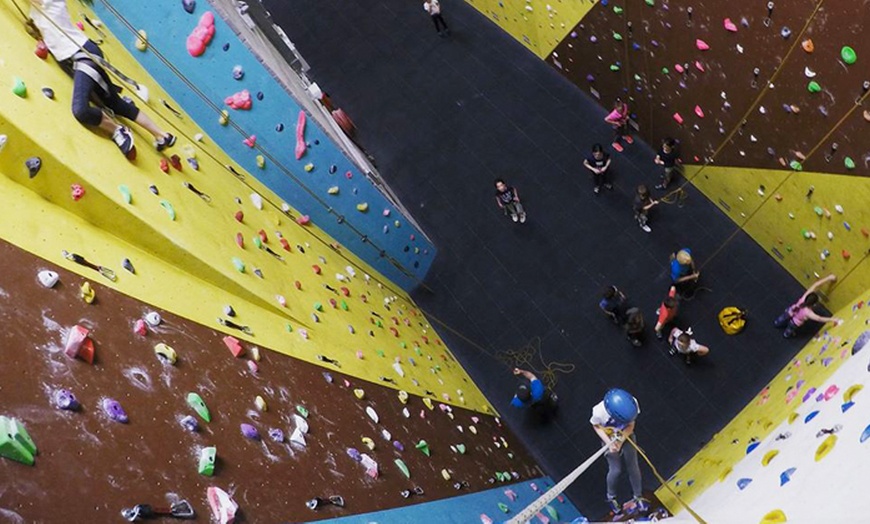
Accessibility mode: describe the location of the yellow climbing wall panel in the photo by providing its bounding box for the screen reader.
[464,0,598,58]
[688,165,870,312]
[655,289,870,512]
[0,2,493,414]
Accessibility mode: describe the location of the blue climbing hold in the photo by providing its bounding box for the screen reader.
[746,441,761,454]
[804,410,820,423]
[861,424,870,443]
[737,478,752,490]
[632,43,641,50]
[852,331,870,355]
[842,401,855,413]
[779,467,796,486]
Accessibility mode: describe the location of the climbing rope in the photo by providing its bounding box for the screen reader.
[494,336,576,390]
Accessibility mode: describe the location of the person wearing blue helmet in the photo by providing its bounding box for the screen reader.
[590,389,648,517]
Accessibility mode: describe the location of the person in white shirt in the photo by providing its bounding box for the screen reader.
[423,0,449,36]
[667,326,709,365]
[29,0,175,159]
[590,389,649,517]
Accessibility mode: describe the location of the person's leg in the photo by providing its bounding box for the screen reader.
[602,169,613,189]
[605,450,623,501]
[783,320,799,338]
[514,202,526,222]
[593,171,603,192]
[622,436,644,499]
[504,202,518,221]
[435,14,448,31]
[773,309,791,329]
[662,166,674,188]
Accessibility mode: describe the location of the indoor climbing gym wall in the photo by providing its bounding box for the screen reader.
[91,0,436,291]
[0,1,585,521]
[657,288,870,521]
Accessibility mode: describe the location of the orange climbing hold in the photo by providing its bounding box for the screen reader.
[160,158,170,173]
[802,39,814,53]
[843,250,851,260]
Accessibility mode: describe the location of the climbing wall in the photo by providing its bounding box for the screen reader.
[0,0,479,413]
[654,289,870,516]
[91,0,436,291]
[464,0,598,58]
[475,0,870,311]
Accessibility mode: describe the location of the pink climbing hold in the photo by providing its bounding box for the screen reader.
[133,319,147,336]
[64,324,94,363]
[295,111,307,160]
[674,64,685,74]
[186,12,215,57]
[345,171,353,179]
[71,183,85,201]
[694,61,705,72]
[673,112,684,124]
[243,135,256,148]
[224,90,252,110]
[723,18,738,32]
[76,21,84,31]
[296,215,311,225]
[824,385,839,401]
[696,39,710,51]
[694,105,705,118]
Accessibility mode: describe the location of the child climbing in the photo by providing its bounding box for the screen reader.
[653,138,680,190]
[29,0,175,159]
[599,285,627,325]
[603,97,632,152]
[583,143,613,194]
[624,307,645,347]
[774,274,842,338]
[590,389,649,518]
[423,0,449,36]
[633,185,659,233]
[494,179,526,223]
[667,327,709,365]
[670,249,700,297]
[511,368,558,420]
[654,286,679,340]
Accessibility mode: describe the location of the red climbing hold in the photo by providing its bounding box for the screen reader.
[234,210,244,223]
[160,158,170,173]
[843,250,851,260]
[223,335,245,357]
[235,233,244,248]
[389,327,399,337]
[345,171,353,179]
[312,265,322,275]
[279,238,291,251]
[329,298,338,308]
[35,41,49,59]
[64,325,94,364]
[862,228,870,238]
[133,319,147,336]
[295,111,307,160]
[340,287,350,296]
[257,230,268,243]
[170,154,183,171]
[294,280,302,290]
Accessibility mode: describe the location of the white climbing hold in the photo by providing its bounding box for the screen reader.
[145,312,162,327]
[834,205,844,214]
[736,44,744,54]
[194,133,204,142]
[750,135,758,142]
[381,429,392,441]
[402,408,410,418]
[250,193,263,210]
[804,67,816,78]
[281,202,291,213]
[335,273,347,282]
[38,270,59,288]
[392,362,405,377]
[0,134,7,153]
[366,406,379,423]
[294,414,309,434]
[827,231,834,240]
[346,266,356,277]
[290,428,307,447]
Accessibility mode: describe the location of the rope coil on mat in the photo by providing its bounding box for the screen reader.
[495,336,575,390]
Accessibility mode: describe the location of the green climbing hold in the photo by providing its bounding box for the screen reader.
[613,6,623,14]
[375,320,383,328]
[545,505,559,520]
[456,443,467,454]
[786,245,793,252]
[507,452,515,459]
[498,502,510,513]
[645,0,654,5]
[232,257,246,273]
[186,392,211,422]
[395,458,411,479]
[613,32,623,41]
[813,206,824,216]
[296,405,309,418]
[841,46,857,65]
[415,440,431,456]
[845,156,855,170]
[807,81,821,93]
[12,77,26,98]
[661,67,669,74]
[119,185,132,204]
[252,236,262,249]
[286,323,293,332]
[610,64,620,71]
[801,229,811,239]
[160,200,176,220]
[376,350,386,358]
[340,300,348,311]
[414,347,422,356]
[399,341,407,348]
[314,302,323,311]
[198,446,216,476]
[789,160,803,171]
[0,416,37,466]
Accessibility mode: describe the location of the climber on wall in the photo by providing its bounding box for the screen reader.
[28,0,175,159]
[774,274,842,338]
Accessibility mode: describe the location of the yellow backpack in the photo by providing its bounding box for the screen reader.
[719,307,747,335]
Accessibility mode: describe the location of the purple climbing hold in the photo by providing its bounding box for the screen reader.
[241,423,260,440]
[737,478,752,490]
[103,398,128,423]
[589,35,597,43]
[804,410,820,423]
[182,0,195,14]
[586,74,595,82]
[187,158,199,170]
[347,448,362,462]
[803,388,817,403]
[393,440,405,451]
[632,43,641,50]
[852,331,870,355]
[268,428,285,442]
[651,40,659,47]
[26,157,42,178]
[42,87,55,99]
[180,415,199,432]
[779,467,796,486]
[54,389,79,411]
[323,371,333,383]
[570,31,577,38]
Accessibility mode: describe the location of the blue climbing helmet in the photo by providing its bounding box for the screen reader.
[604,388,640,424]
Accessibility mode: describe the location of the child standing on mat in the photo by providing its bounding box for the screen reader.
[774,274,841,338]
[494,179,527,223]
[423,0,449,36]
[633,185,659,233]
[624,307,645,347]
[668,327,709,365]
[654,286,679,339]
[29,0,175,159]
[599,285,628,325]
[604,98,632,152]
[590,389,648,517]
[653,138,680,190]
[670,249,700,297]
[583,143,613,194]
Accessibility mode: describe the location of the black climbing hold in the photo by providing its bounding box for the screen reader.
[336,216,344,224]
[41,87,54,99]
[222,42,230,51]
[414,261,420,268]
[224,305,236,317]
[253,268,264,279]
[149,185,159,195]
[256,91,264,101]
[182,0,196,14]
[329,164,337,174]
[403,246,409,252]
[25,157,41,178]
[379,250,386,258]
[314,139,320,145]
[122,258,135,274]
[275,123,284,132]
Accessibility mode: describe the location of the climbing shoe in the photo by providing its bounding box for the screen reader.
[112,126,136,159]
[607,498,623,517]
[633,496,650,512]
[156,133,176,151]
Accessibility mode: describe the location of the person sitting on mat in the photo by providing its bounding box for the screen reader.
[774,274,841,338]
[667,326,709,365]
[654,286,679,340]
[494,178,527,223]
[670,249,700,297]
[29,0,175,159]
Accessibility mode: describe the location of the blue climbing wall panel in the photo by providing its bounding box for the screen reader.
[91,0,435,291]
[323,477,587,524]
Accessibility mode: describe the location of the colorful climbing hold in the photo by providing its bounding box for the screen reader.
[841,46,857,65]
[12,77,26,98]
[807,81,821,93]
[187,392,211,421]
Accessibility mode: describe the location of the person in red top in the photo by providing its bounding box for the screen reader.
[654,286,679,339]
[604,97,632,152]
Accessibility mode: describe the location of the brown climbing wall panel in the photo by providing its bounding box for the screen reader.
[0,240,540,522]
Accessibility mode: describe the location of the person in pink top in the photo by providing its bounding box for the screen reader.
[603,97,632,152]
[774,274,842,338]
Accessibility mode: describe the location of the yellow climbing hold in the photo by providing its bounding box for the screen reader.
[422,397,434,410]
[304,163,314,172]
[256,155,265,169]
[154,343,178,365]
[441,468,451,480]
[844,384,863,402]
[353,388,365,400]
[761,449,779,466]
[249,346,261,362]
[362,437,375,450]
[717,465,733,482]
[255,395,268,412]
[356,203,369,212]
[815,434,836,462]
[398,390,409,404]
[219,110,229,126]
[760,509,787,523]
[80,281,95,304]
[788,412,800,424]
[135,30,148,52]
[327,186,340,195]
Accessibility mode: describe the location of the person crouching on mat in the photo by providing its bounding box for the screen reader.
[511,368,557,420]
